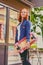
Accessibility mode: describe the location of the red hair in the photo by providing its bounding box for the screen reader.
[18,8,28,22]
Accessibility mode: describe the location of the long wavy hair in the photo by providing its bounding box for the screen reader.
[18,8,29,22]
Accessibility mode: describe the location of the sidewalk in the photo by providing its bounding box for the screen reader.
[29,51,43,65]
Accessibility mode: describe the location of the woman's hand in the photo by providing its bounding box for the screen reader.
[26,42,30,49]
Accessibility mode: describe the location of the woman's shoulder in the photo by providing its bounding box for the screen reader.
[25,20,31,25]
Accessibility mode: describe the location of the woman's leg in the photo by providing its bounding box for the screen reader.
[20,49,31,65]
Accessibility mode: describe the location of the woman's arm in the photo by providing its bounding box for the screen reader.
[25,21,31,43]
[25,21,31,48]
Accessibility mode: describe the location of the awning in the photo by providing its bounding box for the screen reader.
[0,0,43,8]
[21,0,43,7]
[32,0,43,7]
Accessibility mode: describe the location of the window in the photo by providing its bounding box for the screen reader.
[8,9,19,44]
[0,5,6,43]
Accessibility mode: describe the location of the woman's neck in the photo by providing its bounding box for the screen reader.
[21,18,23,22]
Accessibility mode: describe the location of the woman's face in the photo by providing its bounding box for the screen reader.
[21,8,28,18]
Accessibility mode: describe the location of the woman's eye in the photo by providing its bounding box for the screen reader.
[21,12,26,13]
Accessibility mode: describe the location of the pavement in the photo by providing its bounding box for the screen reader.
[8,49,43,65]
[29,51,43,65]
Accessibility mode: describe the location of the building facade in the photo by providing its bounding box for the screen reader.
[0,0,32,65]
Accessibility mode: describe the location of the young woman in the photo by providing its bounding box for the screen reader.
[15,8,31,65]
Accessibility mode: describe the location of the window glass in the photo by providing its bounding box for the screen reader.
[0,5,6,43]
[8,9,19,44]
